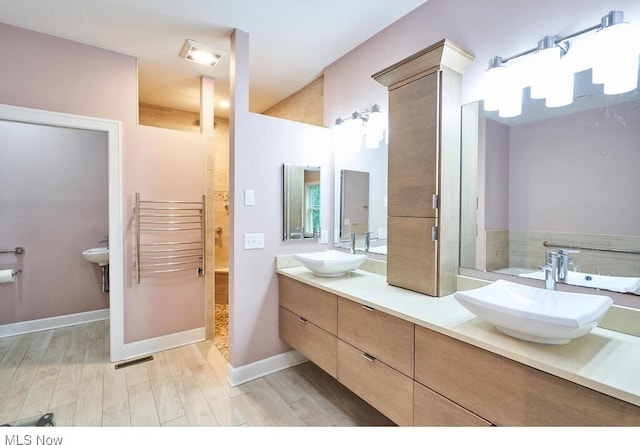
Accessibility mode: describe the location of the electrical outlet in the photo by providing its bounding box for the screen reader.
[243,233,264,249]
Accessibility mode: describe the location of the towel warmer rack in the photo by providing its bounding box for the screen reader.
[135,192,205,283]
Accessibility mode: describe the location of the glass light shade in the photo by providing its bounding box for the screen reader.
[545,59,575,107]
[343,117,364,151]
[331,122,348,153]
[591,22,640,94]
[364,110,385,149]
[530,46,562,100]
[483,65,508,111]
[498,87,522,118]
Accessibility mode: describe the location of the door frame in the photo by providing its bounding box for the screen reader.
[0,104,124,362]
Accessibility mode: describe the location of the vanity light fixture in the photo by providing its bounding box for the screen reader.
[180,39,223,67]
[333,104,386,150]
[483,10,640,118]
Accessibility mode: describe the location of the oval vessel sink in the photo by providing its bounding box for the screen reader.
[294,250,367,277]
[454,280,613,345]
[82,247,110,266]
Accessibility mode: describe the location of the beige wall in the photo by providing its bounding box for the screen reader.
[263,75,324,127]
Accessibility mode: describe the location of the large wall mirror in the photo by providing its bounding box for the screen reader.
[283,163,321,241]
[333,135,388,254]
[460,67,640,296]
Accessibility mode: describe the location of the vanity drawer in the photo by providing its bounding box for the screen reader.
[338,297,414,377]
[413,381,491,426]
[414,325,640,426]
[278,275,337,335]
[337,339,413,426]
[279,307,337,378]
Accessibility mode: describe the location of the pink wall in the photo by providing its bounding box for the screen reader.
[0,23,206,346]
[0,121,108,324]
[229,30,332,366]
[483,118,510,230]
[508,100,640,235]
[123,125,206,343]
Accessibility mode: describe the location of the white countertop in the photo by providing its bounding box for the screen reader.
[276,264,640,408]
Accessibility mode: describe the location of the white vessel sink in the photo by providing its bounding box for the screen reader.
[454,280,613,345]
[82,247,109,266]
[294,250,367,277]
[520,270,640,294]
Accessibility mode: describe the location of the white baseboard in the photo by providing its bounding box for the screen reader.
[121,327,205,362]
[226,349,307,387]
[0,309,109,338]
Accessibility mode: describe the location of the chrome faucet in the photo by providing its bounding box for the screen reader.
[541,251,558,290]
[557,248,578,282]
[350,232,356,254]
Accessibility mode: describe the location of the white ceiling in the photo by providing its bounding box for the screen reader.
[0,0,428,118]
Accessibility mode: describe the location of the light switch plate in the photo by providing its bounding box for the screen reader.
[244,233,264,249]
[244,189,255,206]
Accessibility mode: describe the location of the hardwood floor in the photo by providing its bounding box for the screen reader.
[0,320,394,427]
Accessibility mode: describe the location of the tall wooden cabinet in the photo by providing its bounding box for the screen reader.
[373,39,473,296]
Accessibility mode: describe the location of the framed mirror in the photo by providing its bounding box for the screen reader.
[283,163,320,241]
[460,67,640,296]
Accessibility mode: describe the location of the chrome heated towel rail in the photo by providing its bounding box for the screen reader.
[134,192,205,283]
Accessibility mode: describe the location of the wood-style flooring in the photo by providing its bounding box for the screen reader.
[0,320,394,427]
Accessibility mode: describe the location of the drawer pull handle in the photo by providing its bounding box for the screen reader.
[362,352,375,362]
[361,304,374,311]
[297,317,307,323]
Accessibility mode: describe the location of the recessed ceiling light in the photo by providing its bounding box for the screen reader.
[180,39,223,67]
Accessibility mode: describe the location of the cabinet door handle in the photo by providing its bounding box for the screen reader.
[362,352,375,362]
[297,317,307,323]
[361,304,374,311]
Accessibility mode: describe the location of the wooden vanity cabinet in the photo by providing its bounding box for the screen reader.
[337,297,414,377]
[413,381,491,426]
[279,275,337,334]
[337,339,414,426]
[373,39,474,297]
[414,325,640,426]
[279,276,640,426]
[279,307,337,378]
[278,275,338,377]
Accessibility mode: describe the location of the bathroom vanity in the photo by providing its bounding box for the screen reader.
[277,260,640,426]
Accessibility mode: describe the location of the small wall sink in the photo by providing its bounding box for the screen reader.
[294,250,367,277]
[520,270,640,294]
[82,247,109,266]
[454,280,613,345]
